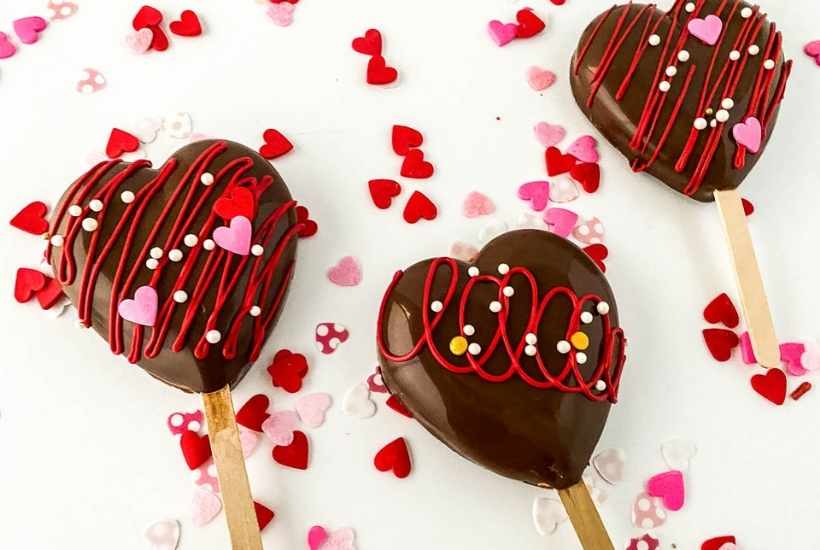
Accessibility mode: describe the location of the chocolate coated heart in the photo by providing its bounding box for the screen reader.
[377,230,626,489]
[571,0,792,202]
[47,140,300,393]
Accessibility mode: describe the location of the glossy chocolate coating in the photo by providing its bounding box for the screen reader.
[378,230,624,489]
[570,0,788,202]
[50,140,297,394]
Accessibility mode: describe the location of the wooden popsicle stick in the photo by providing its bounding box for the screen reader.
[202,385,263,550]
[714,189,780,367]
[557,481,614,550]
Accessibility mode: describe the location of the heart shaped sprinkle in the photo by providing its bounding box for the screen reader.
[567,135,600,163]
[805,40,820,66]
[169,10,202,37]
[296,205,318,238]
[702,328,739,362]
[180,430,212,470]
[583,244,608,272]
[374,437,412,478]
[272,430,309,469]
[742,198,755,216]
[687,15,723,46]
[531,496,567,535]
[534,122,566,148]
[308,525,329,550]
[327,256,362,287]
[133,5,162,30]
[462,191,495,218]
[315,323,350,354]
[646,470,685,511]
[261,410,300,446]
[738,332,757,364]
[144,519,180,550]
[295,393,332,428]
[268,3,295,27]
[267,349,309,393]
[164,112,193,139]
[569,162,601,193]
[385,395,413,418]
[550,179,580,203]
[592,448,625,484]
[191,488,222,526]
[235,394,270,432]
[477,218,508,242]
[213,187,256,221]
[391,125,423,156]
[449,241,479,262]
[802,342,820,372]
[400,149,434,179]
[366,55,398,85]
[661,438,697,471]
[106,128,140,159]
[526,66,557,91]
[259,129,294,159]
[780,342,807,376]
[342,382,376,418]
[254,502,275,530]
[167,410,204,435]
[515,8,546,39]
[126,28,153,53]
[403,191,437,223]
[543,208,579,238]
[632,491,667,529]
[10,201,49,235]
[702,536,737,550]
[134,117,162,143]
[517,181,550,211]
[732,117,762,154]
[368,179,401,209]
[316,527,357,550]
[240,427,261,458]
[703,293,740,328]
[750,367,787,405]
[487,20,518,47]
[13,16,48,45]
[118,285,158,327]
[545,146,577,176]
[0,32,17,59]
[352,29,382,56]
[212,215,253,255]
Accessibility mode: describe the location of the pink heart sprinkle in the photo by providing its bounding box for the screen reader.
[517,181,550,211]
[449,241,479,262]
[687,15,723,46]
[780,342,808,376]
[144,519,180,550]
[805,40,820,65]
[323,527,356,550]
[13,16,48,45]
[126,28,153,54]
[261,410,300,446]
[213,215,252,255]
[802,342,820,371]
[308,526,329,550]
[239,427,260,458]
[487,20,518,47]
[295,393,332,428]
[267,3,295,27]
[118,285,158,326]
[526,66,557,91]
[550,179,580,203]
[462,191,496,218]
[534,122,566,148]
[646,470,685,511]
[739,332,757,365]
[543,208,578,238]
[567,135,600,163]
[0,32,17,59]
[327,256,362,287]
[191,488,222,526]
[732,117,762,154]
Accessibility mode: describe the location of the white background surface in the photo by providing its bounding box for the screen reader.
[1,1,819,549]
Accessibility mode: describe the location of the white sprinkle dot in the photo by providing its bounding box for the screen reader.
[251,244,264,256]
[665,66,677,77]
[89,199,103,212]
[657,508,666,519]
[250,306,262,317]
[648,34,661,46]
[721,98,735,110]
[120,191,135,204]
[763,59,775,70]
[595,380,607,391]
[150,247,163,259]
[489,301,502,313]
[203,239,215,251]
[468,343,482,356]
[557,340,571,354]
[81,218,98,232]
[578,226,590,236]
[205,330,221,344]
[463,324,476,336]
[502,286,514,297]
[716,109,730,123]
[597,302,610,315]
[316,325,329,336]
[694,117,708,130]
[525,345,538,357]
[580,311,594,324]
[170,414,183,427]
[188,421,201,432]
[525,333,538,345]
[183,234,198,247]
[748,44,760,56]
[638,498,651,512]
[430,300,443,313]
[576,352,588,365]
[50,235,64,246]
[684,2,695,12]
[741,7,753,18]
[173,290,188,303]
[729,50,741,61]
[146,258,159,270]
[677,50,690,62]
[659,81,671,93]
[467,266,479,277]
[200,172,214,186]
[710,119,718,128]
[168,249,183,262]
[68,205,82,217]
[641,518,655,529]
[498,263,510,275]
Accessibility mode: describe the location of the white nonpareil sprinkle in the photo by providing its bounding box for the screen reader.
[684,2,695,12]
[721,98,735,110]
[763,59,775,70]
[659,81,671,93]
[525,345,537,357]
[595,380,607,392]
[648,34,661,46]
[183,234,198,247]
[694,118,708,130]
[741,7,753,18]
[716,109,730,123]
[68,205,82,217]
[576,352,588,365]
[463,324,476,336]
[173,290,188,303]
[150,247,163,259]
[205,330,222,344]
[557,340,571,354]
[467,266,479,277]
[81,218,98,232]
[203,239,215,251]
[502,286,514,297]
[168,249,183,262]
[49,235,64,247]
[489,301,502,313]
[468,343,482,356]
[146,258,159,270]
[250,306,261,317]
[200,172,214,186]
[120,191,135,204]
[677,50,690,62]
[525,333,538,345]
[729,50,741,61]
[89,199,103,212]
[497,263,510,275]
[748,44,760,56]
[430,301,443,313]
[597,302,610,315]
[580,312,594,324]
[251,244,264,256]
[665,66,677,77]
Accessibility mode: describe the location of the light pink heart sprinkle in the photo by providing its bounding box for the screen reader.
[239,427,260,458]
[144,519,180,550]
[191,488,222,526]
[487,20,518,47]
[449,241,479,262]
[646,470,685,511]
[0,32,17,59]
[118,285,158,326]
[295,393,332,428]
[323,527,357,550]
[13,16,48,45]
[802,342,820,371]
[805,40,820,66]
[462,191,496,218]
[592,448,625,484]
[780,342,808,376]
[517,181,550,211]
[327,256,362,287]
[732,117,762,154]
[526,66,557,91]
[543,208,578,238]
[267,3,295,27]
[76,68,106,94]
[534,122,566,148]
[688,15,723,46]
[550,179,580,203]
[213,215,252,255]
[261,410,300,446]
[567,135,600,163]
[308,526,329,550]
[126,28,153,54]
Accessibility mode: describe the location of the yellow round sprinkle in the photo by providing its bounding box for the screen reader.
[570,331,589,351]
[450,336,469,356]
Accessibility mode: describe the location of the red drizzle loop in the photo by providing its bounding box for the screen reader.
[46,141,302,365]
[377,259,627,404]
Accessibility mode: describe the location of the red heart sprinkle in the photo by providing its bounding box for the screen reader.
[386,395,413,418]
[14,268,47,303]
[259,129,294,160]
[583,244,608,272]
[569,162,600,193]
[352,28,382,56]
[254,502,275,530]
[742,198,754,216]
[296,205,318,238]
[148,26,169,51]
[236,394,270,432]
[169,10,202,37]
[10,201,49,235]
[751,368,787,405]
[133,5,163,30]
[106,128,140,159]
[545,146,577,176]
[374,437,412,478]
[550,0,566,4]
[267,349,309,393]
[366,55,398,85]
[702,328,739,362]
[180,430,212,470]
[701,536,736,550]
[36,278,64,310]
[391,125,423,156]
[400,149,434,179]
[703,292,739,328]
[403,191,437,224]
[273,430,309,470]
[368,179,401,209]
[213,187,256,221]
[515,8,546,39]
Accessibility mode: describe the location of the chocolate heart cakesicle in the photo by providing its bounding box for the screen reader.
[378,229,627,549]
[46,139,305,549]
[571,0,792,368]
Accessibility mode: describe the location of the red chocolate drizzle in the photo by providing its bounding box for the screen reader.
[377,258,626,403]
